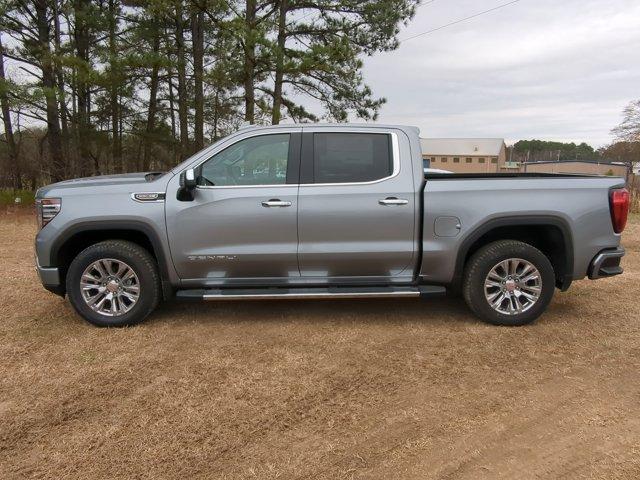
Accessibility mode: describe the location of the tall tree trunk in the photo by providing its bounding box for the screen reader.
[143,29,160,171]
[34,0,65,182]
[0,37,20,189]
[164,26,177,156]
[73,0,91,175]
[70,67,77,122]
[191,9,204,150]
[243,0,256,123]
[168,74,178,163]
[212,89,219,140]
[175,2,189,160]
[109,0,122,173]
[271,0,288,124]
[135,137,142,171]
[53,2,71,171]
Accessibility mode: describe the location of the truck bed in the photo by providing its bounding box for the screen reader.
[419,173,626,287]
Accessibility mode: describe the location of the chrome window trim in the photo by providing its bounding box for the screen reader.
[300,131,400,187]
[196,184,297,190]
[190,128,400,190]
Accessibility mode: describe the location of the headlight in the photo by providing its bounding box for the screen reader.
[36,198,61,230]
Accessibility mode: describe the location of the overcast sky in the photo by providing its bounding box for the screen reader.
[363,0,640,147]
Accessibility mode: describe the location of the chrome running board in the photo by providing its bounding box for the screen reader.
[175,285,446,301]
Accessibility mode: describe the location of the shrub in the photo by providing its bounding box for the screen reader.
[0,189,36,206]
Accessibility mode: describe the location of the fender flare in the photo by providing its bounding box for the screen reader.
[50,220,175,298]
[452,215,574,291]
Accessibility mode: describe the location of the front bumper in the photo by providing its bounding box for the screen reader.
[588,247,625,280]
[35,255,65,297]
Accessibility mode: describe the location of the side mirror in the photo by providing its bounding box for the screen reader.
[179,168,197,190]
[177,168,197,201]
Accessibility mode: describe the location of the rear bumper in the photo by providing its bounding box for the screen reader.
[588,247,625,280]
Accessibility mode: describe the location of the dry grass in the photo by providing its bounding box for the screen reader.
[1,210,639,479]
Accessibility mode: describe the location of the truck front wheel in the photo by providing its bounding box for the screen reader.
[462,240,555,326]
[66,240,161,327]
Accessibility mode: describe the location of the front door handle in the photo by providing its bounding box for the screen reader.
[261,199,292,208]
[379,197,409,206]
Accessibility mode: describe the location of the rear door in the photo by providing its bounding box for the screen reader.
[297,128,416,282]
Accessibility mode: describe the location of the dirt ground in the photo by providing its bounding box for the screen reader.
[1,210,639,480]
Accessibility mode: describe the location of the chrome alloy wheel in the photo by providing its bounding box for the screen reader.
[484,258,542,316]
[80,259,140,317]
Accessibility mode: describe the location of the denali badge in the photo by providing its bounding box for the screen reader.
[187,255,238,261]
[131,192,165,202]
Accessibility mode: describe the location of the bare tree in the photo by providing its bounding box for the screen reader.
[612,100,640,143]
[609,99,640,174]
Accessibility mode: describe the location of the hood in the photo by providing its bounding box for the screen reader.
[36,172,166,197]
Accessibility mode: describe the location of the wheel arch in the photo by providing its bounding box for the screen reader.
[50,220,174,299]
[454,215,574,291]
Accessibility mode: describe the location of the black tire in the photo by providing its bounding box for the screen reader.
[462,240,555,326]
[66,240,161,327]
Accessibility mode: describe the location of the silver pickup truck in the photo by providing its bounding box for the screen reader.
[34,124,630,327]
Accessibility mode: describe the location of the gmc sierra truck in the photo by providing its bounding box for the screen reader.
[34,124,630,327]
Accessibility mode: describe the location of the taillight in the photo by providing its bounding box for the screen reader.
[609,188,629,234]
[36,198,62,230]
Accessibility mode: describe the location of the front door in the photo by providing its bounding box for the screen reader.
[297,129,417,282]
[165,130,301,285]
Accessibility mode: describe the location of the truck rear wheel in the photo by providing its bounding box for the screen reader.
[462,240,555,326]
[66,240,161,327]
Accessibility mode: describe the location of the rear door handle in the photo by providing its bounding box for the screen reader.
[379,197,409,206]
[261,199,292,208]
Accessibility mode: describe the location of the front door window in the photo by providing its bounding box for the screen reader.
[198,134,290,186]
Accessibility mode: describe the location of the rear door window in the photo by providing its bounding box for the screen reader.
[312,133,393,184]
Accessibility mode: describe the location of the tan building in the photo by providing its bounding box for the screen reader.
[420,138,509,173]
[523,160,628,178]
[421,138,630,178]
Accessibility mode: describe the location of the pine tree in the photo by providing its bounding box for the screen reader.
[0,0,420,187]
[265,0,418,123]
[0,35,20,188]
